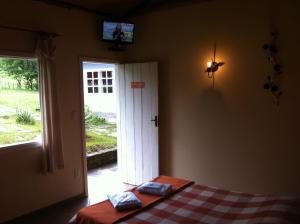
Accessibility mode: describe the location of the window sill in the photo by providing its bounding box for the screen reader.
[0,141,42,152]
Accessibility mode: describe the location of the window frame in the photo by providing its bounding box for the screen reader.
[100,70,114,93]
[0,50,42,151]
[85,69,114,94]
[86,71,100,94]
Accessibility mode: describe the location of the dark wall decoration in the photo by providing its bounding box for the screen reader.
[263,32,283,106]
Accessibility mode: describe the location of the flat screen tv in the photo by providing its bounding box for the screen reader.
[102,21,135,44]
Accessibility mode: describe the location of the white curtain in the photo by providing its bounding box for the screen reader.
[36,34,64,173]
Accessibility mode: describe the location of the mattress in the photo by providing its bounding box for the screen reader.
[71,177,300,224]
[121,184,300,224]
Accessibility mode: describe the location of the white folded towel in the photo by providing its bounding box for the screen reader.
[107,192,142,211]
[137,182,172,196]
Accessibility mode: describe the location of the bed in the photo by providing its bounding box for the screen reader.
[71,176,300,224]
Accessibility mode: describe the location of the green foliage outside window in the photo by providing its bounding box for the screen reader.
[85,106,106,128]
[16,108,36,125]
[0,58,38,90]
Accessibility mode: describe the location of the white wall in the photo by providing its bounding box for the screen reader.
[83,62,116,114]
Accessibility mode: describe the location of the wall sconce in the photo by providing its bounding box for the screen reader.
[205,42,224,87]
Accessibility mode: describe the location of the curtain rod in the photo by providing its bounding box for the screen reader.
[0,25,60,37]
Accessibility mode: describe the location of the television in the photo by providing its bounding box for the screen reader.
[102,21,135,44]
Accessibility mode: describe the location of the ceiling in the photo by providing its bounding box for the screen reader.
[62,0,142,17]
[33,0,208,19]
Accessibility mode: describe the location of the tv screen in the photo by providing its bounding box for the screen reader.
[102,21,134,44]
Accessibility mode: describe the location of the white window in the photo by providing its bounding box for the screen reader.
[87,71,99,93]
[0,55,41,149]
[86,70,114,94]
[101,70,113,93]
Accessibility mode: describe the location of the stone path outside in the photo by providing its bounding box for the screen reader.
[0,104,15,116]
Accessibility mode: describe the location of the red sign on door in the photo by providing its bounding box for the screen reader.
[131,82,145,88]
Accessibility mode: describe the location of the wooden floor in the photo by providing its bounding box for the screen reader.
[5,163,134,224]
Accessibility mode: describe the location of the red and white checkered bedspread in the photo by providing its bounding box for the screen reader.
[120,184,300,224]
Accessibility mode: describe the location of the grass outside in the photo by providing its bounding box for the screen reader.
[84,105,117,154]
[0,88,41,146]
[0,115,41,145]
[86,130,116,154]
[0,88,117,153]
[0,88,40,112]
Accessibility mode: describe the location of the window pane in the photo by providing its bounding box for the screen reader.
[87,72,92,78]
[102,79,107,85]
[93,72,98,78]
[94,87,99,93]
[94,79,98,85]
[102,87,107,93]
[87,80,93,86]
[88,87,93,93]
[108,87,113,93]
[102,71,106,78]
[108,79,112,85]
[0,57,41,148]
[107,71,112,78]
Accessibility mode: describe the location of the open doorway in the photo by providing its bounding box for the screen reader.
[81,61,132,204]
[80,60,159,203]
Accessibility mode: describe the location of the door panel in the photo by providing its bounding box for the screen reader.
[117,62,158,185]
[124,64,136,184]
[116,64,128,183]
[150,63,159,179]
[133,63,143,185]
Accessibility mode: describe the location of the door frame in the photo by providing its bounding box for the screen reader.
[78,56,120,196]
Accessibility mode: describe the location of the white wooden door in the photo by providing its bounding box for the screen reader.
[116,62,158,185]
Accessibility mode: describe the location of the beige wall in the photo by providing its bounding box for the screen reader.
[1,0,300,222]
[126,0,300,197]
[0,0,124,222]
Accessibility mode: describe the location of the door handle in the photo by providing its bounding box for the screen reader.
[151,116,158,127]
